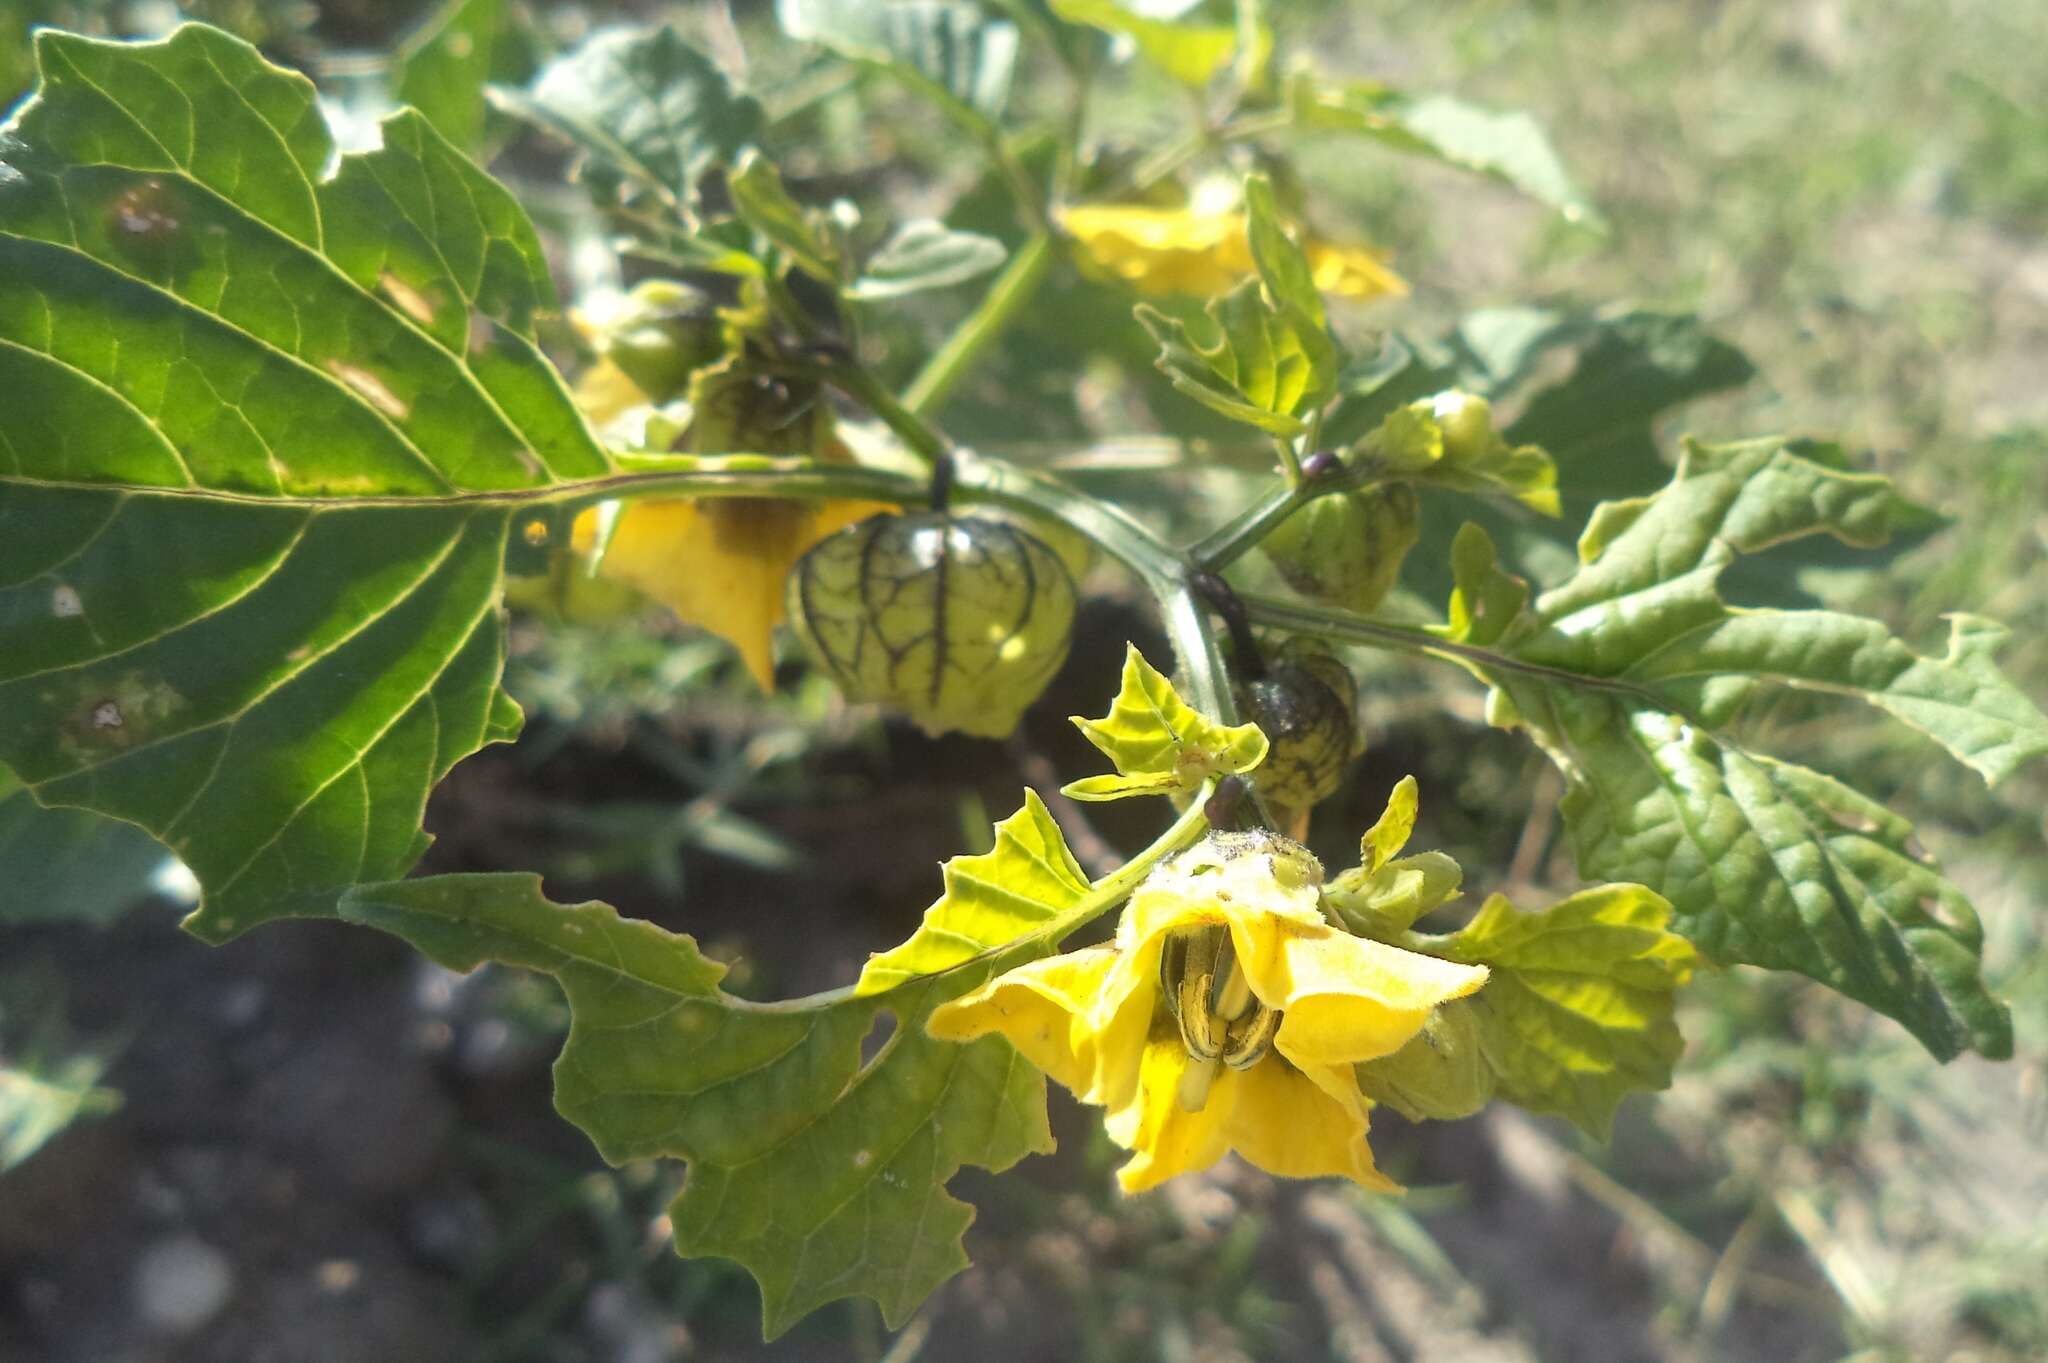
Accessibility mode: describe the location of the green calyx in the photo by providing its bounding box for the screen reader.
[1233,642,1362,815]
[786,512,1078,738]
[1260,482,1422,613]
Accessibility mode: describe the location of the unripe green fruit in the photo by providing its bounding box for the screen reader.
[1234,644,1360,812]
[1426,390,1495,465]
[1355,999,1495,1122]
[1259,483,1420,613]
[786,513,1077,739]
[598,280,725,401]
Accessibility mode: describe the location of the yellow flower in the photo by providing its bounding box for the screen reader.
[1061,203,1408,300]
[928,832,1486,1193]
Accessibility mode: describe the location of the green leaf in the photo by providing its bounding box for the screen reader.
[727,149,840,281]
[849,220,1007,300]
[1445,439,2047,1058]
[1408,885,1696,1136]
[491,25,763,212]
[0,1049,120,1171]
[338,873,1052,1337]
[858,791,1093,993]
[0,767,173,927]
[1288,75,1602,226]
[396,0,505,151]
[1049,0,1238,87]
[779,0,1020,129]
[1135,278,1336,436]
[1242,172,1326,329]
[1323,777,1463,939]
[1066,644,1268,801]
[0,25,612,942]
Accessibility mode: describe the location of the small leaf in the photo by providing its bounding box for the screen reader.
[492,25,763,211]
[1067,645,1268,801]
[1242,172,1326,329]
[1136,277,1336,435]
[849,220,1007,300]
[1360,775,1419,874]
[1407,885,1697,1137]
[858,790,1094,994]
[397,0,505,151]
[779,0,1020,127]
[1050,0,1239,87]
[1290,76,1601,226]
[0,768,173,927]
[341,873,1052,1338]
[728,149,840,281]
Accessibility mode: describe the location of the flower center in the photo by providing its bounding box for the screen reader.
[1159,925,1283,1111]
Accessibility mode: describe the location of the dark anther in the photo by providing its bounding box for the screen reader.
[927,451,958,515]
[1299,449,1343,481]
[1190,571,1264,678]
[1204,776,1248,829]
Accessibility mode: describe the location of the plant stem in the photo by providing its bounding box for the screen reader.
[903,232,1054,418]
[1188,482,1311,572]
[815,364,951,465]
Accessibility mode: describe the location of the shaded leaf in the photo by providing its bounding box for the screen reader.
[0,26,612,941]
[850,220,1006,299]
[397,0,505,151]
[491,25,762,211]
[0,768,172,927]
[1067,645,1268,801]
[339,873,1051,1337]
[1288,75,1601,225]
[779,0,1019,128]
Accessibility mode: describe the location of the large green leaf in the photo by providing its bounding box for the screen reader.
[1064,644,1267,802]
[491,25,764,213]
[339,873,1052,1337]
[0,25,612,942]
[1442,439,2047,1058]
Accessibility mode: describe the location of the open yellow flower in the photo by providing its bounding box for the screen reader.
[929,832,1487,1193]
[1061,203,1408,300]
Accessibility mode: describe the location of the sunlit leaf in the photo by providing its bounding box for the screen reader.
[1444,439,2047,1058]
[779,0,1020,128]
[728,149,841,282]
[1049,0,1239,86]
[340,873,1052,1337]
[858,791,1093,993]
[1382,885,1697,1136]
[0,26,613,941]
[1136,277,1336,435]
[1065,645,1268,801]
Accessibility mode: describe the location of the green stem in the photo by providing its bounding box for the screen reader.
[1185,482,1309,572]
[814,364,951,465]
[903,232,1054,418]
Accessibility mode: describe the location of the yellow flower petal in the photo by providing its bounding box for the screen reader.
[1061,203,1407,300]
[1222,1049,1398,1192]
[1108,1036,1240,1193]
[927,947,1122,1099]
[1234,924,1488,1070]
[570,496,890,691]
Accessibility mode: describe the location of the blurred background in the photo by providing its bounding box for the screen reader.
[3,2,2045,1361]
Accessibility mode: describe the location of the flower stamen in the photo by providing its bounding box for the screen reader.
[1161,925,1283,1107]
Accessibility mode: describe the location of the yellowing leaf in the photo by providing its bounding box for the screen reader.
[571,496,886,690]
[1049,0,1238,87]
[1066,645,1267,801]
[858,790,1093,995]
[1061,202,1407,300]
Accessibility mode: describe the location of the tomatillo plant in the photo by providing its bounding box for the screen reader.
[1,6,2043,1343]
